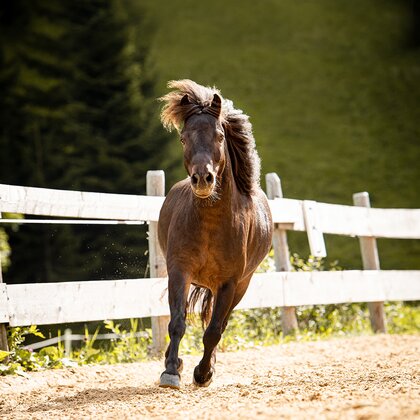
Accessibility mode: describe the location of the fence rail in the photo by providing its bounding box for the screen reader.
[0,271,419,328]
[23,329,150,352]
[1,171,420,352]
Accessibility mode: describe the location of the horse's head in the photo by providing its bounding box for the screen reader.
[161,79,261,201]
[180,93,225,199]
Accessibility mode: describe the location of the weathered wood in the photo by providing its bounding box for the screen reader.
[302,200,327,257]
[265,199,420,239]
[266,173,298,335]
[0,271,419,326]
[284,270,420,306]
[268,198,305,228]
[64,328,72,356]
[316,201,420,239]
[147,171,170,353]
[2,182,420,238]
[3,278,168,326]
[0,183,164,222]
[1,176,419,341]
[0,213,9,354]
[0,219,145,225]
[353,192,386,333]
[0,284,7,323]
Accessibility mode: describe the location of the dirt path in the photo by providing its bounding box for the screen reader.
[0,335,419,419]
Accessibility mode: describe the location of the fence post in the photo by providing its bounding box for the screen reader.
[266,173,298,335]
[0,212,9,354]
[353,192,387,333]
[64,328,72,356]
[147,170,170,353]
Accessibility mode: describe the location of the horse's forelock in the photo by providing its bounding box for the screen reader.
[159,79,222,132]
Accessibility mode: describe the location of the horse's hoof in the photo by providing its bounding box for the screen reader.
[193,375,212,387]
[193,366,213,387]
[159,372,180,389]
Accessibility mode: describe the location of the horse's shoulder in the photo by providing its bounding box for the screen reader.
[249,188,273,232]
[164,179,190,202]
[160,179,192,224]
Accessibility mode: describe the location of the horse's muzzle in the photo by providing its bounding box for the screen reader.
[190,171,216,198]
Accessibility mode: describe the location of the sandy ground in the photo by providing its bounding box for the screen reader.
[0,334,419,419]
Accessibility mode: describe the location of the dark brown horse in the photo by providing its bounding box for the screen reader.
[157,80,273,388]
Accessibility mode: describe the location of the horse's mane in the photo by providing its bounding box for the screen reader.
[159,79,261,195]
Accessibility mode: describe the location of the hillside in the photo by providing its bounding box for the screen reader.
[144,0,420,269]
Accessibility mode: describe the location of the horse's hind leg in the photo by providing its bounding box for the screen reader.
[193,281,236,387]
[160,270,190,389]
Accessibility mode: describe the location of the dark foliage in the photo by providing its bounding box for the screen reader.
[0,0,171,283]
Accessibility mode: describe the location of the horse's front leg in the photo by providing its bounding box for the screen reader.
[193,281,236,387]
[159,269,190,389]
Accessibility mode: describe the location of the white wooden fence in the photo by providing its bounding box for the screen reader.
[0,171,419,353]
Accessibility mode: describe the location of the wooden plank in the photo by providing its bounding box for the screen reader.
[2,182,420,239]
[0,211,9,352]
[269,198,420,239]
[302,200,327,257]
[268,198,305,228]
[242,271,420,308]
[281,270,420,306]
[5,278,169,326]
[353,192,386,333]
[353,193,381,270]
[236,273,285,310]
[265,173,298,334]
[2,182,419,239]
[2,271,419,326]
[147,171,169,353]
[0,284,7,323]
[0,283,8,356]
[315,201,420,239]
[0,184,164,222]
[0,219,146,225]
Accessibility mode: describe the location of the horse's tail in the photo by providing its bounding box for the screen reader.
[187,286,213,328]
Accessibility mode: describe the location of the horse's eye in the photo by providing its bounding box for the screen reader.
[180,137,185,145]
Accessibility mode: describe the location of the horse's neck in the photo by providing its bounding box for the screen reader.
[222,142,242,196]
[212,151,240,210]
[220,162,236,199]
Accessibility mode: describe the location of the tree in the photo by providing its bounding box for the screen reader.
[0,0,84,283]
[0,0,171,283]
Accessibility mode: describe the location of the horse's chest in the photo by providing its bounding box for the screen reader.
[192,221,247,285]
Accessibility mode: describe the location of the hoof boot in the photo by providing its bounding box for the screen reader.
[160,372,180,389]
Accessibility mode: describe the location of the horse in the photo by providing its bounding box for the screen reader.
[157,80,273,389]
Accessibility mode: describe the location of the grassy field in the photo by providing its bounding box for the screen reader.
[143,0,420,269]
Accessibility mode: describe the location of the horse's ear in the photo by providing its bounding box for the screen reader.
[211,93,222,117]
[180,94,191,105]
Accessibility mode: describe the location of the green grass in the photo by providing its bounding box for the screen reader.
[181,301,420,354]
[143,0,420,269]
[1,302,418,375]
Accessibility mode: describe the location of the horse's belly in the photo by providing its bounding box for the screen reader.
[193,253,244,292]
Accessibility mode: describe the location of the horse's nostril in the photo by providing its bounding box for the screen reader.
[206,173,214,184]
[191,173,199,185]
